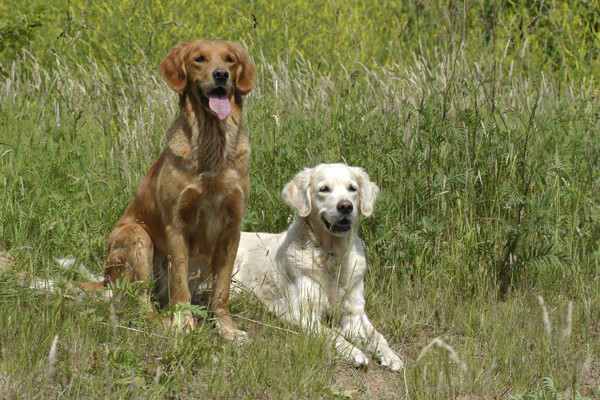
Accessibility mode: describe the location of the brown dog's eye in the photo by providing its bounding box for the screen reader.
[195,55,205,62]
[349,185,357,192]
[226,56,234,63]
[319,186,330,193]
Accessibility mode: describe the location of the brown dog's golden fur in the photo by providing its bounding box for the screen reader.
[104,39,255,340]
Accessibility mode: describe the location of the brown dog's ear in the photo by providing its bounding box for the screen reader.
[351,167,379,217]
[282,168,312,217]
[231,42,255,96]
[159,42,189,94]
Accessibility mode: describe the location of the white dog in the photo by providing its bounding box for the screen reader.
[234,164,403,370]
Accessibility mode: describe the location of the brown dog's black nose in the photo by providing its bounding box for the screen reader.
[213,68,230,82]
[337,200,353,214]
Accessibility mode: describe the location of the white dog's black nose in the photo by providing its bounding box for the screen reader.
[212,68,230,82]
[337,200,353,214]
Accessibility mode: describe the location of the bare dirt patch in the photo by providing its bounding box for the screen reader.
[331,359,407,399]
[0,252,14,269]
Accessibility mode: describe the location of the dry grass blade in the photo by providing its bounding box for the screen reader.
[536,295,552,342]
[416,337,467,373]
[234,314,299,335]
[47,335,59,380]
[559,301,573,347]
[98,321,172,340]
[109,303,118,336]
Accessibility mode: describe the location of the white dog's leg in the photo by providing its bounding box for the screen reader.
[338,313,404,371]
[330,329,371,368]
[285,283,371,368]
[293,312,370,368]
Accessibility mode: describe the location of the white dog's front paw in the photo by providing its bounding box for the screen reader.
[377,348,404,371]
[347,347,369,368]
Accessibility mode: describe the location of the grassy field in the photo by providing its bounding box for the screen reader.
[1,0,599,398]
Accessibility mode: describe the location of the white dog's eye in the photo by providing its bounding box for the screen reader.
[349,185,357,192]
[319,186,330,193]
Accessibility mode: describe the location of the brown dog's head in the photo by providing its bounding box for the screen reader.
[159,39,255,120]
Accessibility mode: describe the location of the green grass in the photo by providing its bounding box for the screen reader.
[1,0,600,398]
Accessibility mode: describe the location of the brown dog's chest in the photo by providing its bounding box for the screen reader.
[170,170,248,257]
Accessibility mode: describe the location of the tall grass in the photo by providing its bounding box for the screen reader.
[1,1,599,398]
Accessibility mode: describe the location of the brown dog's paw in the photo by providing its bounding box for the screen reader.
[168,310,196,332]
[232,328,249,343]
[222,328,248,343]
[215,319,248,343]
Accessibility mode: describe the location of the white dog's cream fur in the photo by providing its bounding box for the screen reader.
[234,164,403,370]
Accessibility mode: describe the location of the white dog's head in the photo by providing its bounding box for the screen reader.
[282,164,379,236]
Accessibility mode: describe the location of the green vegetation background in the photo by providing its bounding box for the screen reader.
[2,0,599,78]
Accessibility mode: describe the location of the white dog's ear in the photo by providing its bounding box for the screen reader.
[352,167,379,217]
[282,168,312,217]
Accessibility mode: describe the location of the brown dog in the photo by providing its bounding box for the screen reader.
[104,39,255,340]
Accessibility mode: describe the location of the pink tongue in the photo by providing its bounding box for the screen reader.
[208,95,231,120]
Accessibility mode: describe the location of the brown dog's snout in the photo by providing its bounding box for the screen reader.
[212,68,230,83]
[337,200,353,214]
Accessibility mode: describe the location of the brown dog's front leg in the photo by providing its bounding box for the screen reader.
[165,226,194,330]
[212,229,246,341]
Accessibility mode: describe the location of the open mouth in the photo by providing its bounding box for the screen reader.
[322,216,352,233]
[198,87,231,120]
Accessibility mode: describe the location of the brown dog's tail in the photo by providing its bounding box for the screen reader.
[55,258,107,295]
[79,280,106,294]
[1,254,108,297]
